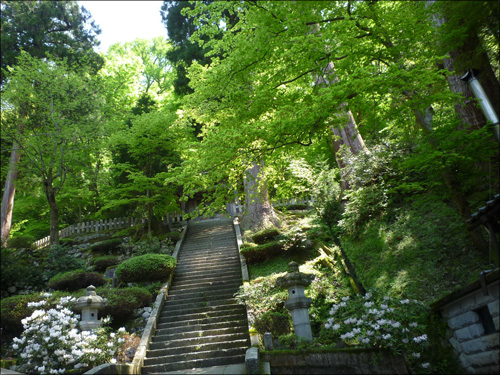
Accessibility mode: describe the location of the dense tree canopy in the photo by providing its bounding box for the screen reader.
[0,0,103,85]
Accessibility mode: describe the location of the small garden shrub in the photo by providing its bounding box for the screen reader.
[48,269,106,291]
[160,231,181,243]
[0,293,43,334]
[97,287,152,326]
[115,254,176,283]
[240,240,283,263]
[251,227,281,244]
[1,248,44,296]
[6,235,35,249]
[235,276,288,324]
[90,238,123,253]
[43,245,85,280]
[253,311,291,337]
[132,238,161,255]
[92,255,119,272]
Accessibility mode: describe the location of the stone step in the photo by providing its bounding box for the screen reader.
[173,269,241,282]
[174,260,240,273]
[151,325,248,343]
[142,353,246,373]
[176,258,240,271]
[166,286,239,302]
[144,347,246,367]
[158,304,246,324]
[162,297,239,313]
[167,277,243,294]
[178,249,238,257]
[146,338,249,358]
[163,291,238,307]
[157,310,247,330]
[154,318,247,336]
[148,331,249,351]
[167,280,242,295]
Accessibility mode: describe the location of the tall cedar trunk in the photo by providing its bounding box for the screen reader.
[44,179,59,246]
[1,142,21,246]
[315,61,367,189]
[414,108,488,254]
[241,161,279,232]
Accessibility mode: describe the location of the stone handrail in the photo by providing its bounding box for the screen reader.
[83,224,188,375]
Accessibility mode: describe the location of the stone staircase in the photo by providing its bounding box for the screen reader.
[141,219,250,374]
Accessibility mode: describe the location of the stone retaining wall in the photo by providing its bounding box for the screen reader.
[261,349,408,374]
[431,269,499,374]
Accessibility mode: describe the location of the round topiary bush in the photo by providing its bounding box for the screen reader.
[115,254,176,283]
[48,269,106,291]
[92,255,119,272]
[253,311,291,337]
[97,286,152,327]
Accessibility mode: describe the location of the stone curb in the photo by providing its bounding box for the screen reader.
[83,224,189,375]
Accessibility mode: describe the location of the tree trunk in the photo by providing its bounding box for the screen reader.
[314,60,367,189]
[1,142,21,246]
[241,161,280,232]
[429,1,500,130]
[44,179,59,246]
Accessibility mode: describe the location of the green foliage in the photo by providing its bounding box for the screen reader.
[341,195,487,303]
[0,248,44,296]
[159,231,181,243]
[5,236,35,250]
[253,311,291,337]
[59,237,76,247]
[235,276,288,324]
[89,239,123,254]
[131,238,161,255]
[0,293,42,334]
[240,240,283,264]
[277,333,314,351]
[0,0,103,84]
[48,269,106,292]
[43,245,85,280]
[97,287,153,327]
[114,254,176,283]
[91,256,119,272]
[251,227,281,244]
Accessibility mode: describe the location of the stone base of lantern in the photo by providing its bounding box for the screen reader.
[79,320,102,331]
[290,308,313,341]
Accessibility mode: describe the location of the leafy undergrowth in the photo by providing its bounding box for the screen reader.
[340,195,491,304]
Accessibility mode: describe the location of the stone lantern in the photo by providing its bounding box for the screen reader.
[74,285,107,331]
[276,261,315,341]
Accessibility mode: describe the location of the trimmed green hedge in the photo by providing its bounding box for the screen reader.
[92,255,119,272]
[0,294,43,333]
[97,286,152,326]
[48,269,106,291]
[251,227,281,244]
[253,311,291,337]
[240,240,283,263]
[115,254,176,283]
[251,228,280,245]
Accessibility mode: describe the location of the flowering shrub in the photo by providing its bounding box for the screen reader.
[322,291,432,373]
[11,293,127,374]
